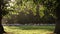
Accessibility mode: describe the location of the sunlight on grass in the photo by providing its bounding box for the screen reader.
[4,25,55,34]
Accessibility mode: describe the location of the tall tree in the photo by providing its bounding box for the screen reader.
[54,0,60,34]
[0,0,8,34]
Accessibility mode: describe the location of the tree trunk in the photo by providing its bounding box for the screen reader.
[0,17,6,34]
[54,20,60,34]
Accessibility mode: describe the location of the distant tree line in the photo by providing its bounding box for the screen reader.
[2,11,56,24]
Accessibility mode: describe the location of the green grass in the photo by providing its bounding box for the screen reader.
[4,25,55,34]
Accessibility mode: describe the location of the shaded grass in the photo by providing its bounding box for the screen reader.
[4,25,55,34]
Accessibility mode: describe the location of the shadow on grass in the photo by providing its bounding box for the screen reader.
[6,25,55,31]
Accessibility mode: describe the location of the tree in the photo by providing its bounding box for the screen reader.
[54,0,60,34]
[0,0,8,34]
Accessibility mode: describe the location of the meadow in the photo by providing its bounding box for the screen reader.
[4,25,55,34]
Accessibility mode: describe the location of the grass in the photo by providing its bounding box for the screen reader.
[3,25,55,34]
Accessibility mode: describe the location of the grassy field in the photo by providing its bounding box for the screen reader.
[4,25,55,34]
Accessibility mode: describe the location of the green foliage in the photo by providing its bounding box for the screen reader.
[2,0,58,24]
